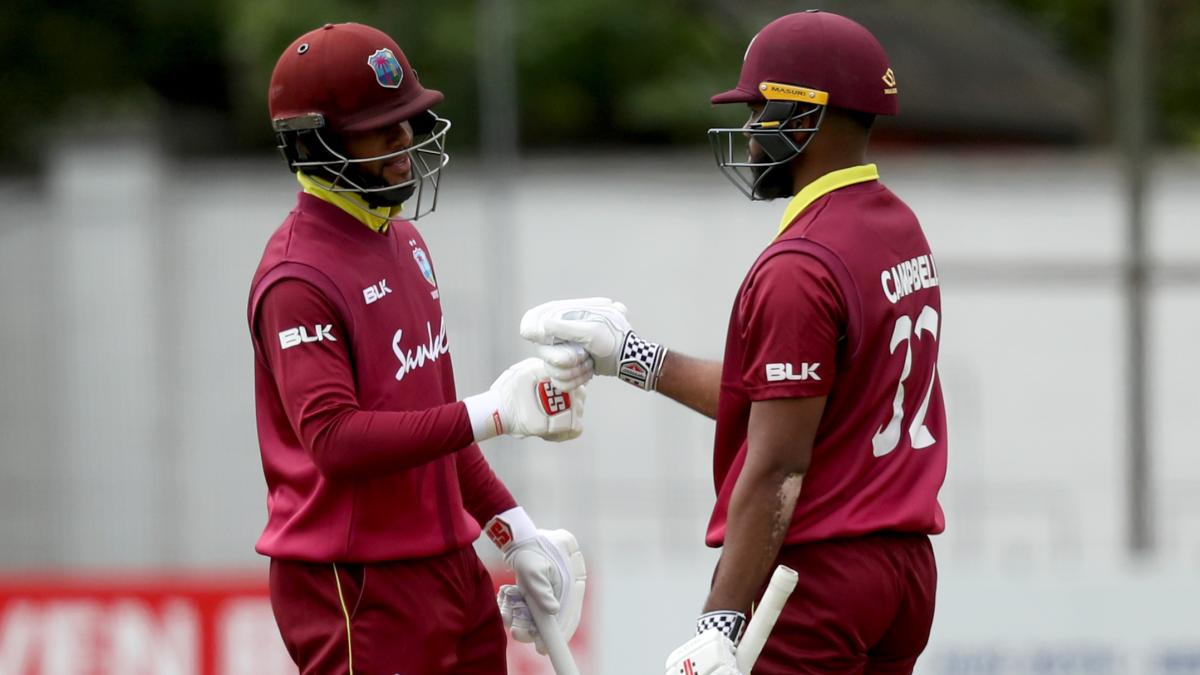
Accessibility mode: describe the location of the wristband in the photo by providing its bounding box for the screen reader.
[697,610,747,645]
[616,331,668,391]
[484,506,538,553]
[463,390,504,442]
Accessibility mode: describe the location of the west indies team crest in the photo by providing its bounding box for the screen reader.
[412,245,436,288]
[367,48,403,89]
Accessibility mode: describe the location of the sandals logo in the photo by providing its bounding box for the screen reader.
[392,318,450,382]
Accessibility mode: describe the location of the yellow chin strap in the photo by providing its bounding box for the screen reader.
[297,172,401,233]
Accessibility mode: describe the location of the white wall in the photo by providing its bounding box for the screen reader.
[1,145,1198,674]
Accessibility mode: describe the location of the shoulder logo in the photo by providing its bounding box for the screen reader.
[765,362,821,382]
[367,48,403,89]
[279,324,336,350]
[882,68,898,95]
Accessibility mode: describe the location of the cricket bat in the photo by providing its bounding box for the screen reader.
[736,565,799,673]
[527,598,581,675]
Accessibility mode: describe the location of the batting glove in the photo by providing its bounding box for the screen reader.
[520,297,668,391]
[486,507,587,653]
[463,357,586,442]
[665,629,743,675]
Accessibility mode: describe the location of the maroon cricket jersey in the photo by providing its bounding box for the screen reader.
[248,191,512,562]
[707,165,947,547]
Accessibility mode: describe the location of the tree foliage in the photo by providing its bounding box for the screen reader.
[1,0,1196,167]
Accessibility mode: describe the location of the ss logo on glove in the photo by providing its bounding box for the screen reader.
[536,380,571,415]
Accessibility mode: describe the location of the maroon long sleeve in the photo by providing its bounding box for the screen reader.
[257,278,475,479]
[456,445,518,526]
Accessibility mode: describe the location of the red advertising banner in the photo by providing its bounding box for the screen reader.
[0,570,589,675]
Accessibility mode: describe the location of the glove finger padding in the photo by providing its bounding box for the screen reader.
[505,530,588,645]
[535,344,594,392]
[521,299,632,377]
[541,383,585,442]
[497,584,537,641]
[520,297,620,344]
[537,343,591,369]
[537,529,587,641]
[490,358,584,441]
[511,548,561,615]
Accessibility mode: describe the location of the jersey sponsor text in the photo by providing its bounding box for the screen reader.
[392,319,451,381]
[880,253,939,304]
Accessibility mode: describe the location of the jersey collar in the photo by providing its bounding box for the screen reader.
[296,172,401,233]
[776,164,880,236]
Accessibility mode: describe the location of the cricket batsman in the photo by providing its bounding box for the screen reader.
[520,11,946,674]
[247,23,588,674]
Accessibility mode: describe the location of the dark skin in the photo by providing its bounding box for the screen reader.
[338,119,415,186]
[653,103,871,615]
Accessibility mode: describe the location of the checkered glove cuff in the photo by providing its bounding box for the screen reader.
[616,331,667,391]
[696,610,747,645]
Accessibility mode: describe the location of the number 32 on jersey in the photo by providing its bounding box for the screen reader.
[872,305,939,457]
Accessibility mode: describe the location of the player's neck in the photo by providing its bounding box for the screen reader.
[791,131,869,194]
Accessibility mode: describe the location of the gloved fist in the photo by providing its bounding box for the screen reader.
[535,343,595,392]
[521,297,667,391]
[486,509,587,652]
[665,630,743,675]
[464,357,586,442]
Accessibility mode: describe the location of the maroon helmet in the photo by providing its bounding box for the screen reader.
[708,11,898,200]
[268,23,451,219]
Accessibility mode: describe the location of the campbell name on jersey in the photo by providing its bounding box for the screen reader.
[708,165,947,547]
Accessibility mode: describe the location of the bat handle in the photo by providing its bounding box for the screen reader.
[735,565,799,673]
[527,599,581,675]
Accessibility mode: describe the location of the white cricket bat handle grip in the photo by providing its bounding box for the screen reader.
[736,565,799,673]
[528,599,581,675]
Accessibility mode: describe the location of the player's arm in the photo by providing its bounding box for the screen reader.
[654,351,723,419]
[256,279,586,480]
[690,251,846,642]
[520,298,723,419]
[702,395,822,614]
[453,444,589,655]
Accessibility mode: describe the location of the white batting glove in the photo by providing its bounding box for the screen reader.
[463,358,586,442]
[486,507,587,653]
[536,343,595,392]
[521,297,668,391]
[665,630,743,675]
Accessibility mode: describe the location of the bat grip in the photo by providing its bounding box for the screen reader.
[527,599,581,675]
[735,565,799,673]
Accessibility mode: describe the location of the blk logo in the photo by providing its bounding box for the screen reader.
[536,380,571,415]
[279,325,336,350]
[363,278,392,304]
[765,362,821,382]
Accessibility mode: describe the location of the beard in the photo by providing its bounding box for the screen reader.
[749,161,796,201]
[337,163,417,208]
